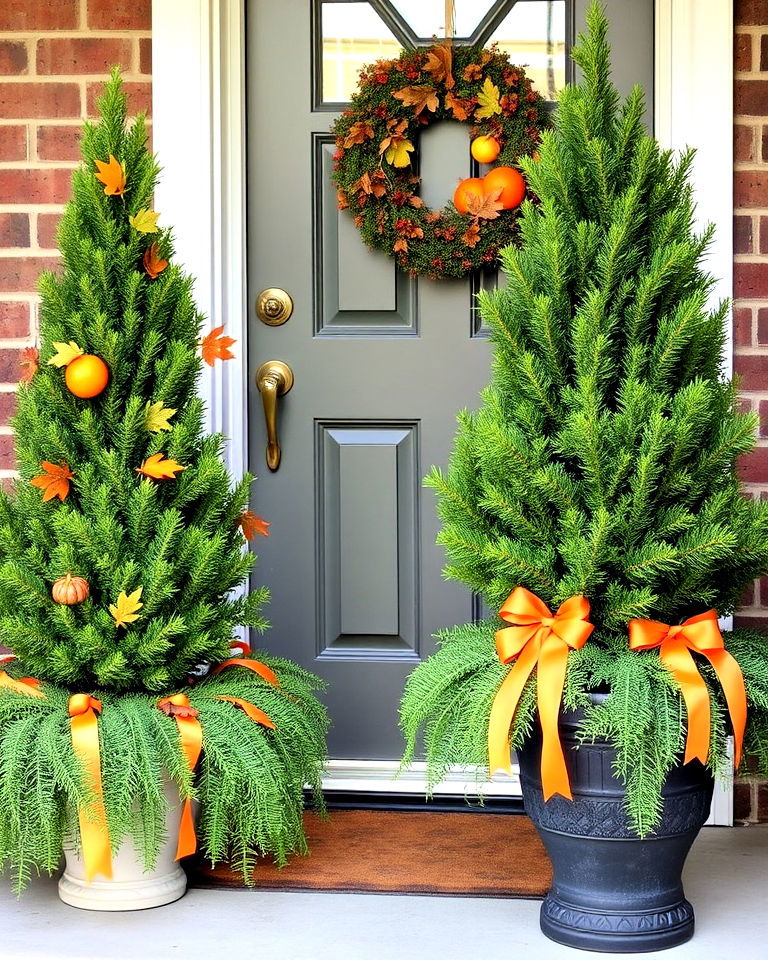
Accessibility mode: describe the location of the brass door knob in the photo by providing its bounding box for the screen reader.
[255,288,293,326]
[255,360,294,471]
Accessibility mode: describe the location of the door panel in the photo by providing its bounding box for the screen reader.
[247,0,654,760]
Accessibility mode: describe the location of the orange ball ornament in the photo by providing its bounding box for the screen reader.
[65,354,109,398]
[471,136,501,164]
[483,166,526,210]
[453,177,487,214]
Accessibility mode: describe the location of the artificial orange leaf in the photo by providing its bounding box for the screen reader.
[464,186,504,221]
[337,190,349,210]
[143,243,168,279]
[201,325,236,366]
[444,91,471,121]
[423,44,453,89]
[393,237,409,253]
[19,347,39,383]
[475,77,502,120]
[393,85,438,117]
[136,453,186,480]
[129,209,160,233]
[352,171,387,199]
[462,63,483,82]
[462,223,482,248]
[47,341,83,368]
[343,122,374,148]
[94,154,126,196]
[30,461,74,502]
[158,700,200,718]
[109,587,143,628]
[239,510,270,539]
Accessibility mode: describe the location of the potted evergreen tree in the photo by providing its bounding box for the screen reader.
[0,71,328,910]
[401,4,768,952]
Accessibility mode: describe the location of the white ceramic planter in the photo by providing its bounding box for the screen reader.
[58,776,188,911]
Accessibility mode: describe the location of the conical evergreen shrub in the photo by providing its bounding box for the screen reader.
[0,71,328,892]
[401,3,768,834]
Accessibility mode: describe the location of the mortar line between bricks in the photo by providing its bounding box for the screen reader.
[0,32,152,41]
[0,74,149,82]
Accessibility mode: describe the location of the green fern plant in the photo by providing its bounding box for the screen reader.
[400,2,768,835]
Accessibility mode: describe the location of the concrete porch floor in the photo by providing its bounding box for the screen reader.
[0,825,765,960]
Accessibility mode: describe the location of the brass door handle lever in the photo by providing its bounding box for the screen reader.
[255,360,294,471]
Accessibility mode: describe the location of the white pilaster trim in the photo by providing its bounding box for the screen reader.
[151,0,248,479]
[655,0,734,374]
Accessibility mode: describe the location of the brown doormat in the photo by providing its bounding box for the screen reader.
[192,809,552,898]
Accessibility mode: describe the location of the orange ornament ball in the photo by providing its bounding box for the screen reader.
[65,354,110,398]
[483,166,526,210]
[453,177,487,214]
[471,136,501,164]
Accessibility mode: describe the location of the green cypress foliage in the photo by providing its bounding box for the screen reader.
[0,70,267,692]
[401,3,768,833]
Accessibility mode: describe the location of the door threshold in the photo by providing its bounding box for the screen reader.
[314,759,524,813]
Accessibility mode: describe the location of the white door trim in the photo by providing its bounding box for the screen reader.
[151,0,734,820]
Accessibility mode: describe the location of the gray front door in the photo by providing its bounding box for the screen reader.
[247,0,654,761]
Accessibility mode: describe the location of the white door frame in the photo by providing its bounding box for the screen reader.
[151,0,734,821]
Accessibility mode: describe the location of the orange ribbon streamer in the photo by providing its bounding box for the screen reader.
[157,693,203,861]
[68,694,112,882]
[0,671,44,698]
[628,610,747,768]
[215,695,275,729]
[488,587,594,801]
[211,656,279,688]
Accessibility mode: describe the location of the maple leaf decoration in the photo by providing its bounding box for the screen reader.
[380,123,415,168]
[444,91,472,122]
[47,341,83,368]
[475,77,502,120]
[239,510,270,540]
[158,700,200,718]
[423,44,453,89]
[109,587,143,628]
[136,453,186,480]
[461,223,482,248]
[31,461,74,502]
[94,155,126,196]
[393,85,438,117]
[201,325,236,366]
[143,242,168,279]
[129,209,160,233]
[464,187,504,221]
[343,122,374,148]
[144,401,176,433]
[19,347,39,383]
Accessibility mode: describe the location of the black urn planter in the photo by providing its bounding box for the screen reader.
[517,709,714,954]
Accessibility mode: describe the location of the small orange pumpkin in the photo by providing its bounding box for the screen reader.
[52,573,90,605]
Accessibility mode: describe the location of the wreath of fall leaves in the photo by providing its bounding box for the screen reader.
[330,43,549,280]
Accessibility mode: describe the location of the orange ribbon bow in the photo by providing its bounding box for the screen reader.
[628,610,747,768]
[68,694,112,882]
[157,693,203,861]
[488,587,594,801]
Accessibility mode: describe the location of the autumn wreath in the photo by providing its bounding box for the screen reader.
[330,43,549,280]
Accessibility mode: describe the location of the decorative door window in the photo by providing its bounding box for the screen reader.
[316,0,567,108]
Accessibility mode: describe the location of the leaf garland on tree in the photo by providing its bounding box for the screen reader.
[330,43,549,280]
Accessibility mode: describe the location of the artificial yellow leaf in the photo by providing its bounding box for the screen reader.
[475,76,502,120]
[109,587,143,628]
[384,137,415,168]
[128,209,160,233]
[94,155,127,196]
[136,452,186,480]
[144,401,176,433]
[47,341,84,368]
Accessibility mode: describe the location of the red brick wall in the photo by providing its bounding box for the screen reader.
[733,0,768,823]
[0,0,150,484]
